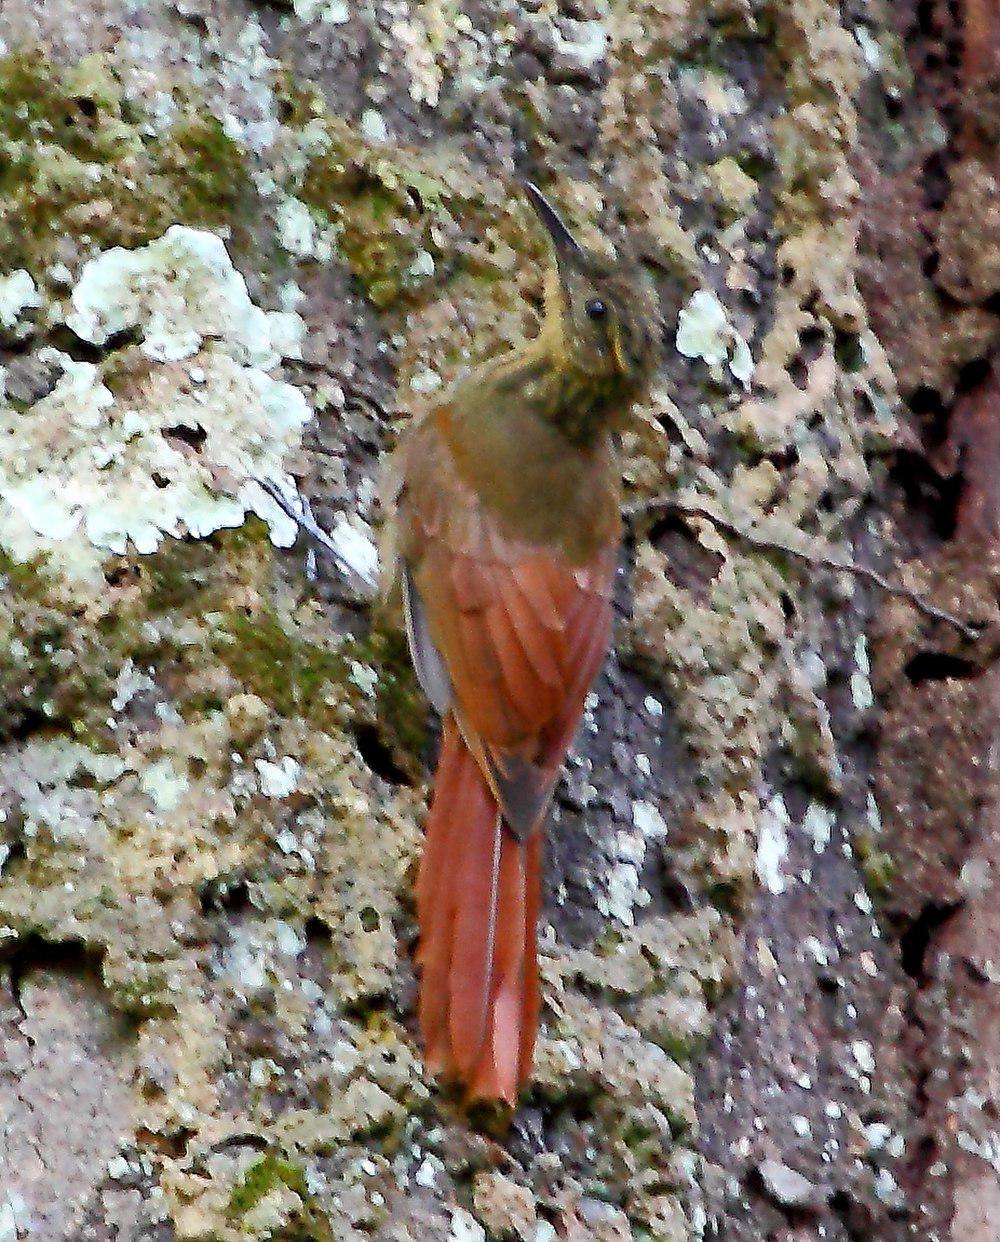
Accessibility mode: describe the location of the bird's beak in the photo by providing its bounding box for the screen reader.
[523,181,583,267]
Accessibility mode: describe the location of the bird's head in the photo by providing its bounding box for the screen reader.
[525,181,659,409]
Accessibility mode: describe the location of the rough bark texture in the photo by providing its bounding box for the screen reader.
[0,1,996,1239]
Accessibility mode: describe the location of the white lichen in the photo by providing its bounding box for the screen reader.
[276,197,335,262]
[802,801,835,854]
[360,108,390,144]
[255,756,301,799]
[850,635,874,710]
[676,289,754,388]
[756,795,790,895]
[0,228,312,584]
[141,758,190,812]
[293,0,350,23]
[0,270,42,331]
[633,800,669,839]
[328,514,380,591]
[556,20,607,68]
[449,1208,486,1242]
[851,1039,876,1073]
[66,226,302,367]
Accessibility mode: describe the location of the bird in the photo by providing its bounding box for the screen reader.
[383,180,659,1104]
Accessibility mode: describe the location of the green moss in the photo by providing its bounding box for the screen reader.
[0,528,276,749]
[298,118,530,309]
[139,525,361,727]
[227,1152,332,1238]
[142,532,243,614]
[650,1028,704,1065]
[273,73,322,131]
[300,147,429,306]
[159,114,256,231]
[343,621,429,767]
[104,964,177,1019]
[119,522,426,768]
[229,1153,304,1215]
[853,830,896,897]
[0,52,257,272]
[0,547,51,599]
[0,52,133,164]
[0,549,140,744]
[214,608,347,721]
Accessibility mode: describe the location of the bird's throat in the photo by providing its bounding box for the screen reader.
[486,338,629,448]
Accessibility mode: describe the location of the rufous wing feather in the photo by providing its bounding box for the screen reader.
[401,426,619,1103]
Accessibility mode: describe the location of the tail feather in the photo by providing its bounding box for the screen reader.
[417,723,474,1072]
[519,832,543,1084]
[416,717,542,1104]
[470,837,526,1099]
[447,791,501,1080]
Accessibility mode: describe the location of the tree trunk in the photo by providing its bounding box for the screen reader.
[0,1,995,1238]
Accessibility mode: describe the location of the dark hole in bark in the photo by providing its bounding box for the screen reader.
[907,384,944,422]
[798,324,826,363]
[915,0,937,35]
[163,422,208,452]
[834,328,864,371]
[788,355,809,389]
[767,445,799,470]
[903,651,978,683]
[135,1126,193,1159]
[899,901,959,982]
[955,357,991,393]
[8,705,50,743]
[304,915,331,943]
[888,451,962,539]
[353,722,412,786]
[2,935,100,1010]
[921,151,951,210]
[48,326,139,362]
[104,563,141,587]
[649,512,725,601]
[199,876,252,915]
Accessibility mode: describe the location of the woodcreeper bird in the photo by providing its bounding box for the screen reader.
[384,182,659,1104]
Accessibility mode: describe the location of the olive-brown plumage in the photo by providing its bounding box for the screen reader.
[385,183,658,1103]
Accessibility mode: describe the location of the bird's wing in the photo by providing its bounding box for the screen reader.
[398,429,616,839]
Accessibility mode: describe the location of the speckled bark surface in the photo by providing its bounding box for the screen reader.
[0,1,996,1239]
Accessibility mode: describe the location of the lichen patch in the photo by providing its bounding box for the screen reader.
[0,227,311,584]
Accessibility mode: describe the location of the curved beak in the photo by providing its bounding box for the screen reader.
[523,181,582,265]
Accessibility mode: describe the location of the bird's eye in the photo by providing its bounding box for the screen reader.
[585,298,607,322]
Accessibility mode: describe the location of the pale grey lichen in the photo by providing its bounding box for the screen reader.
[850,634,875,710]
[275,196,336,262]
[292,0,350,23]
[0,227,311,585]
[66,226,302,368]
[556,20,608,69]
[676,289,754,388]
[756,794,790,896]
[0,269,42,332]
[255,756,301,798]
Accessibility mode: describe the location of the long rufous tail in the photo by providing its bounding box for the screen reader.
[415,717,542,1104]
